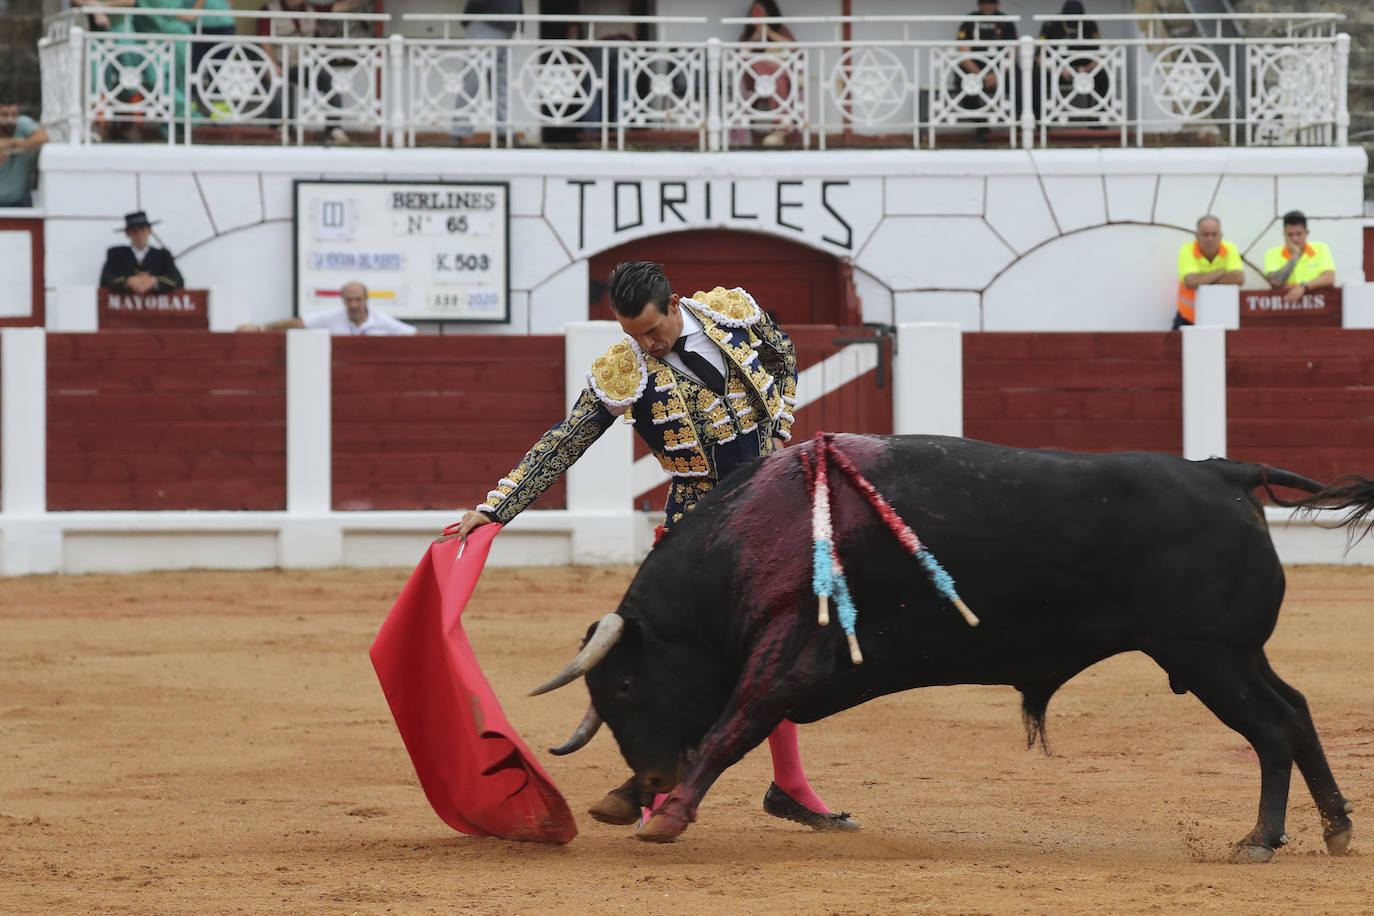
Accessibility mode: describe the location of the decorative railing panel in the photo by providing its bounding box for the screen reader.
[929,42,1020,140]
[618,46,704,131]
[721,44,807,143]
[296,41,387,129]
[406,44,495,135]
[194,41,281,122]
[1247,40,1338,146]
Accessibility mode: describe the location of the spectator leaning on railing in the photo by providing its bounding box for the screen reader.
[236,281,417,335]
[0,105,48,208]
[1265,210,1336,306]
[1173,214,1243,329]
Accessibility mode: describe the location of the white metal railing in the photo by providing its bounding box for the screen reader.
[36,11,1351,150]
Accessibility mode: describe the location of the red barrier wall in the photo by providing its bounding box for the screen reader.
[1227,329,1374,484]
[47,333,287,510]
[963,333,1183,454]
[28,328,1374,515]
[332,336,567,511]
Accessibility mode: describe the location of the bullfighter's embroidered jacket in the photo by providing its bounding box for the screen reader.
[478,287,798,525]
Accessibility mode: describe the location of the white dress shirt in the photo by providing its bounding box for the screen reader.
[664,306,727,385]
[302,304,417,336]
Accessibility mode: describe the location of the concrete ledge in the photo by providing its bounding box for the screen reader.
[0,510,648,575]
[1264,506,1374,566]
[0,506,1367,575]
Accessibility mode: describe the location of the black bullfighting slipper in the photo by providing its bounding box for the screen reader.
[587,777,641,826]
[762,782,861,831]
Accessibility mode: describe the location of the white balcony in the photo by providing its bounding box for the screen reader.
[37,10,1352,150]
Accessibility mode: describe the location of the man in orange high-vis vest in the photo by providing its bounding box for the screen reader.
[1264,209,1336,306]
[1174,214,1244,329]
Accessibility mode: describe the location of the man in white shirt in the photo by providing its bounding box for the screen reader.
[238,280,417,335]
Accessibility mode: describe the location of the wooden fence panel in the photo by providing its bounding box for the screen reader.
[963,332,1183,454]
[332,336,567,511]
[47,332,287,510]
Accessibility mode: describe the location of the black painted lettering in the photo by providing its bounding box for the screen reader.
[776,181,804,233]
[730,181,758,221]
[614,181,644,233]
[568,180,595,249]
[660,181,688,224]
[821,180,853,250]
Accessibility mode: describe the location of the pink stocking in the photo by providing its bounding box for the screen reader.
[640,792,670,826]
[767,720,829,813]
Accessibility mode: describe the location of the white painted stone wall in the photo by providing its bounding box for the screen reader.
[26,143,1369,333]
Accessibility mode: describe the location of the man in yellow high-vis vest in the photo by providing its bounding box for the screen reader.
[1264,210,1336,305]
[1174,215,1244,329]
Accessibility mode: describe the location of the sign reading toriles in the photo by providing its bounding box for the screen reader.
[1239,287,1343,328]
[293,180,510,323]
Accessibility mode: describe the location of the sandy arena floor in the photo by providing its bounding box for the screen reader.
[2,563,1373,914]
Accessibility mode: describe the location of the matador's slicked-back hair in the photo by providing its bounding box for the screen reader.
[607,261,672,319]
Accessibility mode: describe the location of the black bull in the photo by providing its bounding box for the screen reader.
[534,434,1374,860]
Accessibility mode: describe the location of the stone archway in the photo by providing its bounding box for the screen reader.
[587,228,861,327]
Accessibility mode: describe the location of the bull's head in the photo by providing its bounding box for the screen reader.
[532,612,726,798]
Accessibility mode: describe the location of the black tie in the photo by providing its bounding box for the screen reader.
[671,336,726,396]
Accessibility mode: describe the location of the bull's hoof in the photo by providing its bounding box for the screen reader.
[587,781,640,826]
[1325,825,1353,856]
[1231,843,1275,864]
[635,809,687,843]
[763,783,861,832]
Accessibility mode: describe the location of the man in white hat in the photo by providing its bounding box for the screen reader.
[99,211,184,294]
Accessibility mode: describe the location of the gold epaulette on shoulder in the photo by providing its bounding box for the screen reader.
[586,338,647,408]
[688,286,761,328]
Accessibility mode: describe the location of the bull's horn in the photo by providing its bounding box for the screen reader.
[528,612,624,696]
[548,704,603,755]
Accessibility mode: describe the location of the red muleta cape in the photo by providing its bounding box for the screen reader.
[370,525,577,844]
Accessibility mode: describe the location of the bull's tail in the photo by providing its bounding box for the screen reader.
[1271,474,1374,548]
[1206,459,1374,548]
[1234,462,1374,549]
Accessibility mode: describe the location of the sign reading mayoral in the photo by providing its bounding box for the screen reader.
[293,180,511,322]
